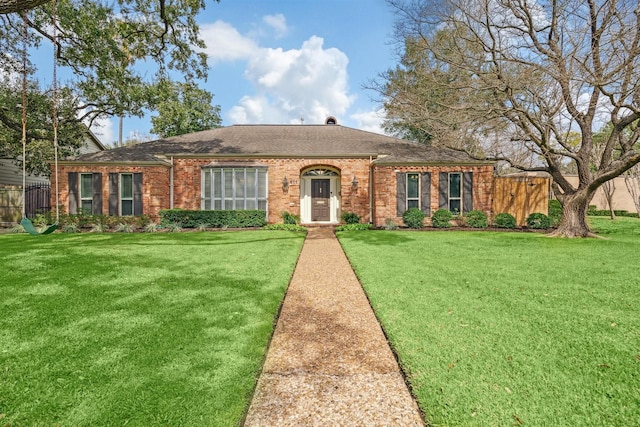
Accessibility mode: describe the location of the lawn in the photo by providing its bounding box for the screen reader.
[0,230,305,426]
[338,217,640,426]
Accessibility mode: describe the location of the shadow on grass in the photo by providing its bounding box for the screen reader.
[336,230,415,246]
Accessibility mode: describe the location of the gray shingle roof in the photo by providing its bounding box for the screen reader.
[63,124,490,165]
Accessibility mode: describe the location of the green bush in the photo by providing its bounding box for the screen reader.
[548,199,563,227]
[465,210,488,228]
[335,223,373,231]
[281,211,300,225]
[262,223,307,232]
[159,209,266,228]
[526,212,551,229]
[494,212,517,229]
[587,207,639,217]
[431,209,453,228]
[341,211,361,224]
[403,208,426,229]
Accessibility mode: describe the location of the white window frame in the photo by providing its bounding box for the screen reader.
[448,172,462,213]
[201,167,268,212]
[406,173,420,210]
[120,173,134,216]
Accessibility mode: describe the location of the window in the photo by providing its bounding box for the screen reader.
[449,172,462,213]
[120,173,134,216]
[202,167,268,211]
[108,172,142,216]
[438,171,472,214]
[80,173,94,213]
[397,172,431,217]
[407,173,420,209]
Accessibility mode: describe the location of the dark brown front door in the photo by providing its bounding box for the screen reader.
[311,179,330,221]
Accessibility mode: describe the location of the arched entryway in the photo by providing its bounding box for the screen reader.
[300,167,341,224]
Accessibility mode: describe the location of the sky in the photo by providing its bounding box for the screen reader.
[89,0,400,146]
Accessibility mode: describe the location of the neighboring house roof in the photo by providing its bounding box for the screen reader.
[61,124,492,166]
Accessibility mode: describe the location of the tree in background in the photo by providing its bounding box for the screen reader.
[380,0,640,237]
[0,0,221,161]
[150,79,221,138]
[0,77,85,175]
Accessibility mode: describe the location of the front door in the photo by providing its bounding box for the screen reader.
[311,179,330,221]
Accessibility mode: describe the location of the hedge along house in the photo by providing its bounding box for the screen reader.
[55,118,495,227]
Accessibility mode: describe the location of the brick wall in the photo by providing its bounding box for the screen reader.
[372,164,494,227]
[54,164,171,218]
[173,158,372,224]
[56,160,494,226]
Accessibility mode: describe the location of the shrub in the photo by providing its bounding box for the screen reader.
[465,210,488,228]
[159,209,266,228]
[262,223,307,232]
[548,199,563,227]
[281,211,300,225]
[341,211,361,224]
[526,212,551,229]
[494,213,517,229]
[335,223,373,231]
[114,223,136,233]
[164,222,183,232]
[383,218,398,230]
[402,208,425,229]
[144,222,160,233]
[431,209,453,228]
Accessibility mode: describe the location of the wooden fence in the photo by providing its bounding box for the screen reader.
[0,183,51,224]
[492,176,550,226]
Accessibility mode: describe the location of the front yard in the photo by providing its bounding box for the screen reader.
[338,217,640,426]
[0,231,305,426]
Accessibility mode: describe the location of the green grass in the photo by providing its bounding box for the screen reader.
[0,230,305,426]
[338,217,640,426]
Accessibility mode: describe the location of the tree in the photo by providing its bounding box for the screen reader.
[149,79,221,138]
[0,0,219,127]
[381,0,640,237]
[0,77,85,176]
[0,0,221,171]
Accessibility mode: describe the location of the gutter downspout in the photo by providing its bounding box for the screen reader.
[170,156,174,209]
[369,156,374,225]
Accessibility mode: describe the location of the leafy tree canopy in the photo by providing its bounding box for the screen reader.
[150,78,221,138]
[0,76,86,175]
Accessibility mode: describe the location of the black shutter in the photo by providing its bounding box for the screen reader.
[421,172,431,216]
[463,172,473,213]
[396,172,406,216]
[438,172,448,209]
[108,173,118,215]
[92,173,102,214]
[68,172,78,214]
[133,173,143,215]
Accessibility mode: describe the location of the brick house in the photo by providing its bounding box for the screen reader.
[56,119,495,226]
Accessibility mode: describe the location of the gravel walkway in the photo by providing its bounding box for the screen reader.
[243,227,425,426]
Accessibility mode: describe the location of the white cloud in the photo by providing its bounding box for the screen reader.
[350,109,386,134]
[228,35,355,125]
[199,20,259,62]
[263,14,288,39]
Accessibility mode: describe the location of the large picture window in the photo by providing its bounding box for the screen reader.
[202,167,268,211]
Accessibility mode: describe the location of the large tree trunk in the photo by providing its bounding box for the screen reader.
[550,191,597,238]
[0,0,49,14]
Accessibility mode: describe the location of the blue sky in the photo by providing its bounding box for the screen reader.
[89,0,399,145]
